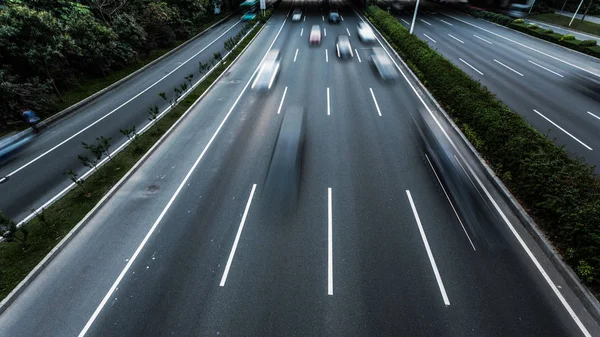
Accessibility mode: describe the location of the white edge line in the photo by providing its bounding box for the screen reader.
[459,58,483,75]
[406,190,450,306]
[327,87,331,116]
[587,111,600,120]
[369,88,382,116]
[77,10,291,336]
[473,34,492,44]
[493,59,524,76]
[220,184,258,286]
[276,87,288,115]
[423,33,437,43]
[328,187,333,295]
[355,49,362,62]
[424,154,476,251]
[354,7,591,335]
[534,109,592,150]
[447,34,464,44]
[7,21,242,178]
[528,60,563,77]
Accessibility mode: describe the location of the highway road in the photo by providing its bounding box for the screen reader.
[0,13,247,222]
[395,3,600,170]
[1,0,600,336]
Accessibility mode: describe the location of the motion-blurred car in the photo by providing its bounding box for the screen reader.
[357,22,376,43]
[310,25,322,45]
[292,8,302,21]
[328,11,340,23]
[369,47,398,80]
[335,35,353,59]
[241,11,256,21]
[264,106,307,209]
[252,49,281,90]
[0,130,36,165]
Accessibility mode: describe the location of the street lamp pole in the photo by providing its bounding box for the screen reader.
[410,0,421,34]
[569,0,585,26]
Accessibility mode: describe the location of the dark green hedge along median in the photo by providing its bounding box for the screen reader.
[366,6,600,292]
[0,12,271,302]
[465,7,600,58]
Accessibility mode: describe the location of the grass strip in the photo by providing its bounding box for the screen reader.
[530,13,600,37]
[366,6,600,294]
[0,13,270,302]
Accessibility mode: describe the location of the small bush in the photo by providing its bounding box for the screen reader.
[581,39,598,47]
[528,23,539,29]
[542,28,554,34]
[560,34,575,41]
[512,18,525,24]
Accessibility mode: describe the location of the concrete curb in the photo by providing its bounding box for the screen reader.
[361,7,600,325]
[1,11,238,141]
[0,20,266,316]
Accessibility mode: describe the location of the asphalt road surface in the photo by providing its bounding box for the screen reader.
[1,1,600,336]
[395,3,600,170]
[0,13,247,222]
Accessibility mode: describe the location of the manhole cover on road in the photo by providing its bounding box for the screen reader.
[0,176,9,184]
[146,184,160,194]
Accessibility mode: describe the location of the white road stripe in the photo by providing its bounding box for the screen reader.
[587,111,600,120]
[324,28,327,37]
[423,33,437,43]
[447,34,464,44]
[355,49,362,62]
[304,16,306,21]
[322,15,324,21]
[341,15,344,21]
[369,88,382,116]
[440,19,453,26]
[528,60,563,77]
[493,59,523,76]
[421,18,432,25]
[276,87,288,115]
[77,11,291,337]
[300,28,303,36]
[294,48,299,62]
[473,34,492,44]
[326,49,329,62]
[346,28,351,36]
[406,190,450,306]
[328,187,333,295]
[401,18,410,25]
[354,9,592,335]
[327,87,331,116]
[220,184,258,286]
[534,109,592,150]
[459,58,483,75]
[5,20,242,179]
[425,154,476,251]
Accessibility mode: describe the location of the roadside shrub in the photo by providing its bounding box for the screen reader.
[542,28,554,34]
[527,23,539,29]
[512,18,524,24]
[367,5,600,292]
[581,39,598,47]
[560,34,576,41]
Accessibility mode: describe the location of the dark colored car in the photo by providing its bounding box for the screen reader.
[335,35,353,59]
[328,11,340,23]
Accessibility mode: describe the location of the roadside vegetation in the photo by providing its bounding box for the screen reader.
[366,6,600,294]
[0,11,271,302]
[0,0,237,136]
[530,12,600,36]
[465,7,600,58]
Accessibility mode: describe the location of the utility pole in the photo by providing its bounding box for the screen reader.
[560,0,569,14]
[410,0,421,34]
[569,0,585,26]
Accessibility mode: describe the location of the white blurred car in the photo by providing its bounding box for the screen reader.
[252,50,281,90]
[336,35,353,59]
[292,8,302,21]
[369,48,398,80]
[357,22,376,43]
[310,25,322,45]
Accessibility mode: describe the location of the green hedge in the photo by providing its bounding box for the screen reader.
[467,7,512,25]
[366,6,600,291]
[510,22,600,58]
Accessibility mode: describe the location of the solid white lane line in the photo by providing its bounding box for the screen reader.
[587,111,600,120]
[528,60,564,77]
[355,9,592,335]
[493,59,524,76]
[534,109,592,150]
[346,28,351,36]
[423,33,437,43]
[440,13,600,79]
[355,49,362,62]
[328,187,333,295]
[301,28,304,36]
[473,34,492,44]
[440,19,453,26]
[294,49,299,62]
[220,184,258,286]
[406,190,451,306]
[6,20,242,178]
[401,18,410,25]
[421,18,432,25]
[447,34,464,44]
[369,88,382,117]
[327,87,331,116]
[459,58,483,75]
[276,87,288,115]
[324,28,327,37]
[77,11,291,337]
[425,154,476,251]
[326,49,329,62]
